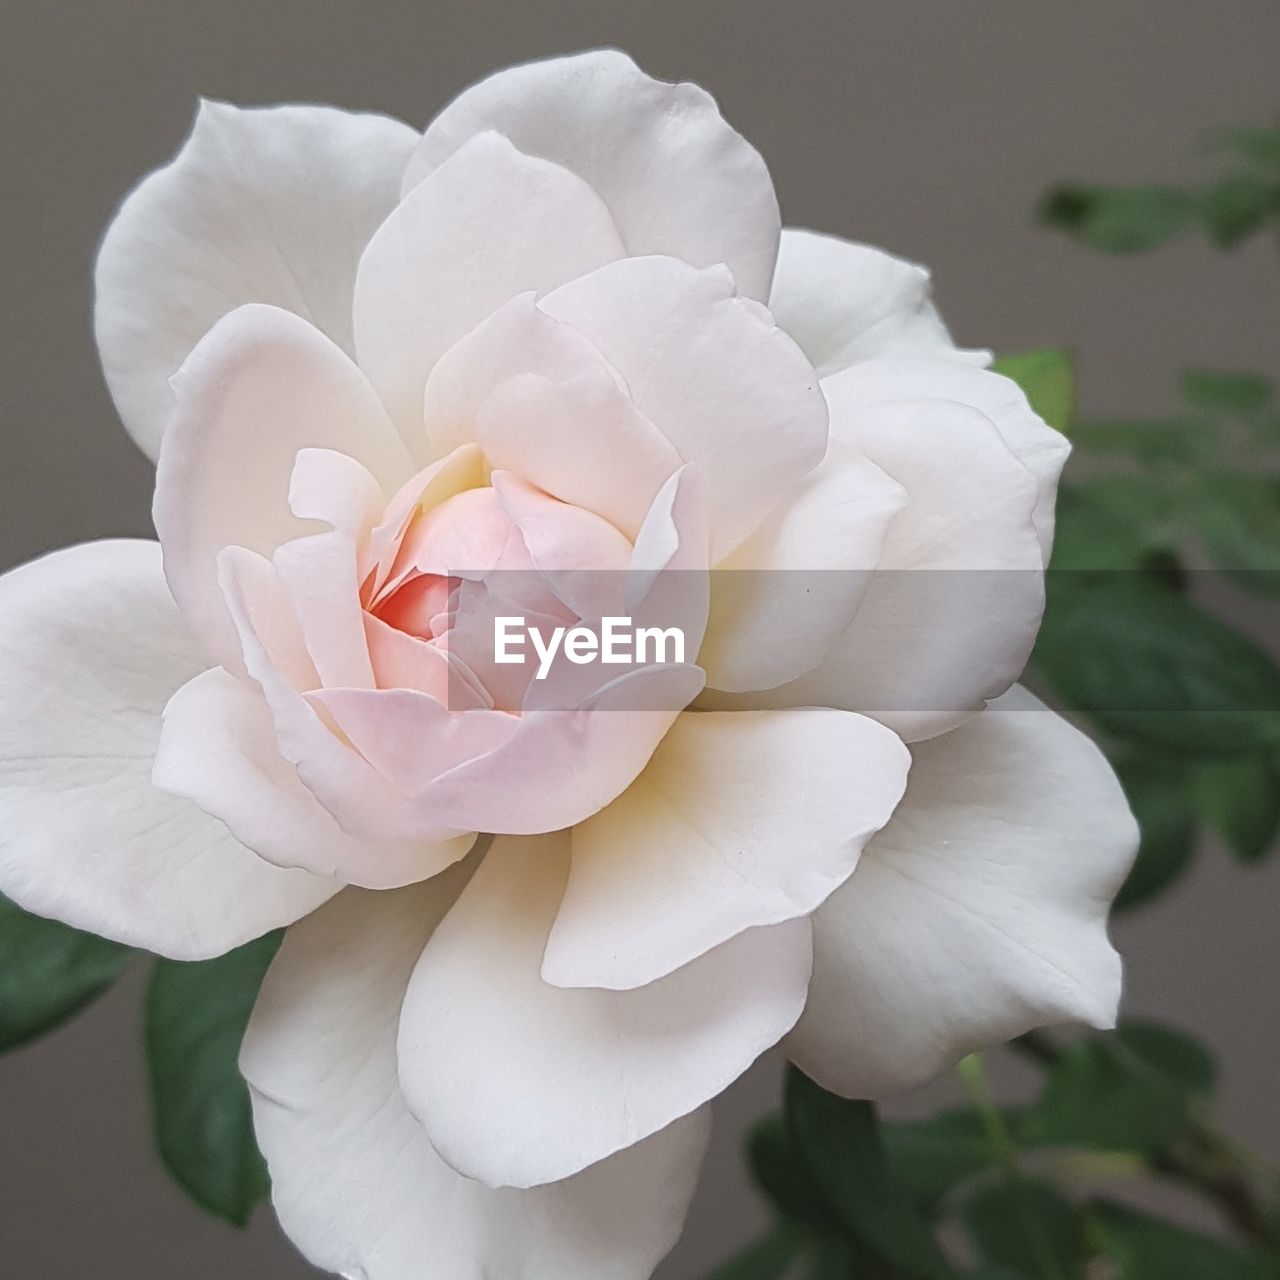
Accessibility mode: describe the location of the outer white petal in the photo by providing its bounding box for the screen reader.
[94,100,417,460]
[398,832,811,1189]
[0,541,337,958]
[768,228,990,377]
[154,668,472,887]
[353,132,624,441]
[407,49,780,302]
[726,396,1045,742]
[242,872,709,1280]
[154,304,414,676]
[699,446,907,693]
[822,354,1072,563]
[543,709,909,991]
[788,687,1138,1099]
[542,256,828,558]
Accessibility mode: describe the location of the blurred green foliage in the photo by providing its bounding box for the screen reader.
[1022,351,1280,907]
[1041,126,1280,252]
[718,1021,1280,1279]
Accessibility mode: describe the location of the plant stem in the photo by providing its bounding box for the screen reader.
[959,1053,1069,1280]
[1010,1032,1277,1248]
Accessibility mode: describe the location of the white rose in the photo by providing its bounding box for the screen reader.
[0,49,1136,1280]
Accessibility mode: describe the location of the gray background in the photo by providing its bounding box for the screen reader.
[1,0,1277,1275]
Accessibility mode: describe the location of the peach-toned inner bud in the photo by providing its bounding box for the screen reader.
[354,468,606,712]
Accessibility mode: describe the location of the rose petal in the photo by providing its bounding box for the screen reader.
[481,466,711,724]
[353,132,624,441]
[406,49,780,302]
[94,100,417,460]
[363,445,489,596]
[0,540,336,957]
[154,667,472,888]
[363,613,493,706]
[491,470,633,618]
[624,465,712,650]
[317,661,705,837]
[288,447,385,538]
[155,304,413,676]
[376,487,533,612]
[823,354,1071,562]
[788,686,1138,1099]
[241,872,709,1280]
[699,445,906,693]
[424,294,681,540]
[275,450,388,692]
[767,228,991,377]
[720,396,1044,742]
[544,708,909,990]
[273,531,375,690]
[218,546,470,853]
[397,832,811,1188]
[307,687,518,798]
[429,587,571,713]
[543,256,828,558]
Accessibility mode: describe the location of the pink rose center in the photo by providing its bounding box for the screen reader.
[355,476,603,712]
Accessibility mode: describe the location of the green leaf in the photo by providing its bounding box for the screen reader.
[704,1206,882,1280]
[1048,482,1175,574]
[801,1235,859,1280]
[1112,758,1198,912]
[784,1067,956,1279]
[1196,172,1280,248]
[1039,184,1196,252]
[146,931,282,1226]
[1192,757,1280,862]
[748,1113,838,1229]
[1092,1200,1275,1279]
[1226,127,1280,173]
[964,1180,1085,1280]
[1182,368,1273,416]
[882,1108,993,1207]
[1198,472,1280,598]
[1019,1024,1212,1155]
[705,1224,802,1280]
[1069,416,1217,465]
[0,893,131,1051]
[1033,575,1280,757]
[1112,1019,1217,1097]
[992,350,1075,433]
[1082,474,1183,532]
[1021,1046,1185,1154]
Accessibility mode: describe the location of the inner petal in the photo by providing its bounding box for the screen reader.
[375,574,457,641]
[375,487,530,606]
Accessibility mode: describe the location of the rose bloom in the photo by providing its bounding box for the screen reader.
[0,50,1135,1280]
